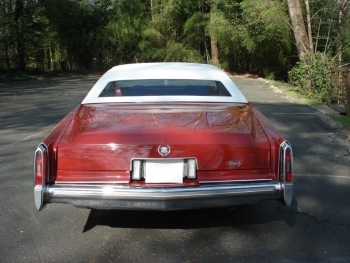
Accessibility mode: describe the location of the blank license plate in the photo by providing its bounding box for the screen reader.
[145,160,184,184]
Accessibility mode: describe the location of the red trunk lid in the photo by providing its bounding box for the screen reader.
[57,103,270,172]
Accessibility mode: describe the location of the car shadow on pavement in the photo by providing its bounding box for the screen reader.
[82,199,299,232]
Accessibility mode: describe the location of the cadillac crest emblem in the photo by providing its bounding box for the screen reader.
[158,145,170,156]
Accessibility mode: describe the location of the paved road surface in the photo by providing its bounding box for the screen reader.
[0,76,349,262]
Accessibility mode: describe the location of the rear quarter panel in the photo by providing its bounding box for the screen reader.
[42,106,79,182]
[252,107,285,180]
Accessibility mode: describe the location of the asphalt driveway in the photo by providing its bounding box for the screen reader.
[0,75,349,262]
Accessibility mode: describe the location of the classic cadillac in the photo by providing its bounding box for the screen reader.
[34,63,293,211]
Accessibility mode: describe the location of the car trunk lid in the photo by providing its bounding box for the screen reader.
[57,103,270,172]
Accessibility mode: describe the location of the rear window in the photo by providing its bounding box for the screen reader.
[99,79,231,97]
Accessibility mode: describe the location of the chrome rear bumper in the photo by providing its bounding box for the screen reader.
[34,180,292,211]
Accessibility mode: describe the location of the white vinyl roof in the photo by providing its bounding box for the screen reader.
[82,63,247,104]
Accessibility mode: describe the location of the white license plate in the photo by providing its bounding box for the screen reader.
[145,160,184,184]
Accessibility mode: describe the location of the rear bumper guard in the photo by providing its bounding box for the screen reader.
[34,180,292,211]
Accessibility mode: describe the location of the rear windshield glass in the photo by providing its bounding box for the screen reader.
[99,79,231,97]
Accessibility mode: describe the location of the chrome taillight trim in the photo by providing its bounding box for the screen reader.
[278,141,293,207]
[279,141,293,182]
[34,144,48,186]
[34,143,48,211]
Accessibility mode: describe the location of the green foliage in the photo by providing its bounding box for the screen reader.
[41,0,113,68]
[0,0,49,70]
[139,28,167,61]
[140,0,206,63]
[228,0,293,78]
[288,52,336,103]
[207,11,234,50]
[308,0,339,54]
[164,42,202,62]
[330,115,350,131]
[139,30,202,63]
[343,5,350,65]
[240,0,290,50]
[183,12,207,50]
[0,0,349,87]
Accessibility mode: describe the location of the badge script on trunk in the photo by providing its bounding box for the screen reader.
[226,160,241,167]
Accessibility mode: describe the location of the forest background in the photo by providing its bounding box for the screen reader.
[0,0,349,102]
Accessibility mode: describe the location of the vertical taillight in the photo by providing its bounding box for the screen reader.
[285,148,292,182]
[34,145,47,186]
[279,141,293,183]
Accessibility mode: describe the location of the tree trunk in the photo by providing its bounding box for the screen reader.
[338,0,350,66]
[287,0,311,61]
[305,0,314,52]
[210,38,219,65]
[49,46,53,71]
[15,0,26,71]
[4,40,11,69]
[209,4,219,65]
[150,0,153,21]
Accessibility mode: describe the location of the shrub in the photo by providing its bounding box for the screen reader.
[164,42,202,63]
[288,52,336,103]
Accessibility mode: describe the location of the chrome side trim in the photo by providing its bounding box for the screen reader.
[42,181,284,210]
[279,141,293,207]
[54,181,129,184]
[201,179,273,184]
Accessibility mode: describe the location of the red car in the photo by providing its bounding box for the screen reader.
[34,63,293,211]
